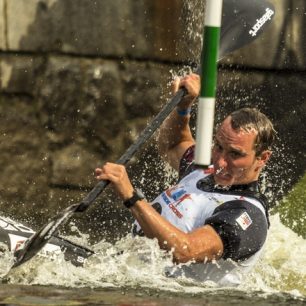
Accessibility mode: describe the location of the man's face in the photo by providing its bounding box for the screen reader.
[212,117,270,186]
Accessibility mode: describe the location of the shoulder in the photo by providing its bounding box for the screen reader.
[205,199,268,261]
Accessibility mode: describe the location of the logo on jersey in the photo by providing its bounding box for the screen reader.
[236,212,252,230]
[162,186,192,218]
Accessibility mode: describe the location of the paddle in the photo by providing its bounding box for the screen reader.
[12,0,275,268]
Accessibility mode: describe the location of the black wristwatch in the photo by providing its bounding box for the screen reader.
[123,188,145,208]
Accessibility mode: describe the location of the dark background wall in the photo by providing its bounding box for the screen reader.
[0,0,305,240]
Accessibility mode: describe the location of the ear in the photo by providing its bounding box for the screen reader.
[256,150,272,169]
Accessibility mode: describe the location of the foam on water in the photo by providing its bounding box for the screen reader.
[245,214,306,296]
[1,214,305,301]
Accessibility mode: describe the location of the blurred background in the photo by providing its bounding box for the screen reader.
[0,0,305,241]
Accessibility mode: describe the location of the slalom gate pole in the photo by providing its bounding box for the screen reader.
[195,0,223,166]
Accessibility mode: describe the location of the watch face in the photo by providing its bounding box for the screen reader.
[135,188,145,199]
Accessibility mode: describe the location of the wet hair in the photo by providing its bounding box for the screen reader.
[229,108,276,156]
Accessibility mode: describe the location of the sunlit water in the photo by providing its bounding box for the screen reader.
[0,214,305,305]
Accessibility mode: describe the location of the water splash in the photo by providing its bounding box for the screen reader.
[1,214,305,301]
[245,214,306,296]
[0,243,14,278]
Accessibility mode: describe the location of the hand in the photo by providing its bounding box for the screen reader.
[172,73,200,110]
[95,163,134,201]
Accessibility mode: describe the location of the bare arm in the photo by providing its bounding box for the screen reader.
[95,163,224,263]
[158,73,200,171]
[130,199,224,263]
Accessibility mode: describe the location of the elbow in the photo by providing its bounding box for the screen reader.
[173,254,193,264]
[172,249,221,264]
[171,244,196,264]
[163,236,197,263]
[171,244,223,264]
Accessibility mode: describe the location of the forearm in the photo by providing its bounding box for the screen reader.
[157,74,199,170]
[130,200,222,263]
[158,108,194,156]
[131,199,190,261]
[95,164,190,258]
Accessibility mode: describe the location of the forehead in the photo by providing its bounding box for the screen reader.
[216,117,257,151]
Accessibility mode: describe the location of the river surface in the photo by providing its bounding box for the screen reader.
[0,214,305,305]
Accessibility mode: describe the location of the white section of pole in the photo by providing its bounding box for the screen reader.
[195,97,215,166]
[205,0,223,27]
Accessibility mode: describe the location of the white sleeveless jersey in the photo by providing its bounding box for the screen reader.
[133,168,267,287]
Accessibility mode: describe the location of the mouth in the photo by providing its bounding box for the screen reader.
[214,168,232,181]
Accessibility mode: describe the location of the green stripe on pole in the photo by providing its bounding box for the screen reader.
[201,26,220,97]
[195,0,223,167]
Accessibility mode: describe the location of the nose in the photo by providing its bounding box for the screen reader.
[215,152,228,169]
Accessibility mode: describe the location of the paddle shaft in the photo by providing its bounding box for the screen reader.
[76,88,186,212]
[11,86,187,269]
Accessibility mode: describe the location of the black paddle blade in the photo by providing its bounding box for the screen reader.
[12,0,275,269]
[12,204,78,268]
[219,0,275,58]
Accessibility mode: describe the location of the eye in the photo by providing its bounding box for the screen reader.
[214,142,223,151]
[230,151,245,159]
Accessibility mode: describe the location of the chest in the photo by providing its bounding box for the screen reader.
[152,171,243,232]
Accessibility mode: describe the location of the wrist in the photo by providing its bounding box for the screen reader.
[123,188,145,209]
[176,107,191,116]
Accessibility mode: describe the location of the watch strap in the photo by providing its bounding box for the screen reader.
[123,188,145,208]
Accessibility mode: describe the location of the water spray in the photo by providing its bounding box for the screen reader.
[215,167,224,175]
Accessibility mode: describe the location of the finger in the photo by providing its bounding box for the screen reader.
[101,163,128,180]
[103,163,126,175]
[171,77,180,94]
[189,73,200,80]
[95,168,103,176]
[96,172,119,183]
[180,76,200,97]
